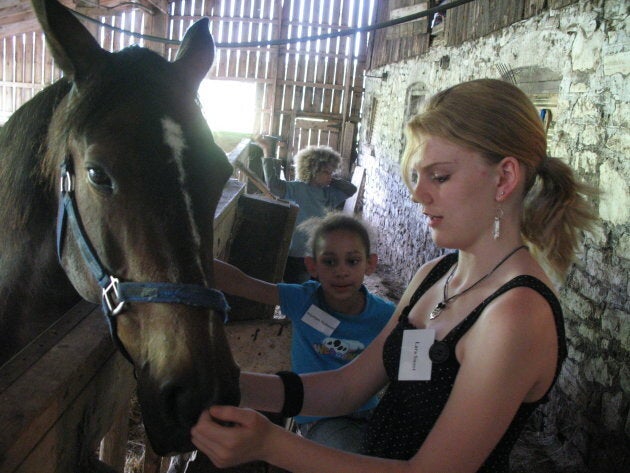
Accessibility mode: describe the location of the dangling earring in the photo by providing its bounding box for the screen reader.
[493,191,505,240]
[493,206,503,240]
[492,191,505,240]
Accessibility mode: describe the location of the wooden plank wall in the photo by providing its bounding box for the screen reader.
[370,0,431,69]
[0,31,52,124]
[369,0,580,69]
[0,5,162,125]
[1,0,377,165]
[445,0,525,44]
[444,0,579,45]
[166,0,376,157]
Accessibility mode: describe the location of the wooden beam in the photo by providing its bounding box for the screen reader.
[0,0,167,39]
[343,165,366,214]
[0,18,39,39]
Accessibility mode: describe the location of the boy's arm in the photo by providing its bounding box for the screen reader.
[262,157,287,197]
[330,177,357,197]
[213,259,280,307]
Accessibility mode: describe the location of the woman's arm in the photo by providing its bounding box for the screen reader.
[192,407,414,473]
[330,177,357,197]
[213,259,280,307]
[193,286,556,473]
[194,300,411,472]
[239,311,394,416]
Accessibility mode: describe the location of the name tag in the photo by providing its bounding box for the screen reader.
[398,329,435,381]
[301,304,340,336]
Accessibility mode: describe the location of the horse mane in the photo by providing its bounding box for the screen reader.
[0,79,80,361]
[0,79,72,240]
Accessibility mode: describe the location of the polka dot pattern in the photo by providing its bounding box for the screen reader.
[363,253,567,472]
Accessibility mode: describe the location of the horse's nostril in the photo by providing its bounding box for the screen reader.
[161,381,200,427]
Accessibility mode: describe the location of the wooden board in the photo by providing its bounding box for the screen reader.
[0,301,135,473]
[343,165,366,214]
[225,194,298,321]
[215,178,247,260]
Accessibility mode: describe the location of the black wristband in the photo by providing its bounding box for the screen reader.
[276,370,304,417]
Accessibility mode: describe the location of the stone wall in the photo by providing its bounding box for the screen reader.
[359,1,629,471]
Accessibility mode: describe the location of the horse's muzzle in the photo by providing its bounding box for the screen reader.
[137,362,240,455]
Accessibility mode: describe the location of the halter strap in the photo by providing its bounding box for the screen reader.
[56,161,229,364]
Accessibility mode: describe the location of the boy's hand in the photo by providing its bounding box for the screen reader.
[253,134,272,157]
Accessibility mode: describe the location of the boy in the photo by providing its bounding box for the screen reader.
[259,142,357,283]
[214,213,395,452]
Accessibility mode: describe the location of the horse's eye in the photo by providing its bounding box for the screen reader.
[87,167,113,191]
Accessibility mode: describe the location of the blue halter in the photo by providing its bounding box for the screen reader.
[55,161,229,364]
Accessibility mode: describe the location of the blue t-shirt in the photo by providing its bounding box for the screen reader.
[278,280,396,424]
[283,181,351,257]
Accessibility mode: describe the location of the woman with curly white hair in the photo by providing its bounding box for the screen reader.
[262,144,357,283]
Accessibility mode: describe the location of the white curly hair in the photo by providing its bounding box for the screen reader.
[294,145,341,182]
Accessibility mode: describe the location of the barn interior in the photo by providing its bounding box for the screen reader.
[0,1,627,473]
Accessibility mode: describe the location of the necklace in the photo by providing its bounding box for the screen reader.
[428,244,528,320]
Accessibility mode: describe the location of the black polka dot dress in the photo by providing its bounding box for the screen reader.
[363,253,567,472]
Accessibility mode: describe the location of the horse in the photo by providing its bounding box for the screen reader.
[0,0,240,457]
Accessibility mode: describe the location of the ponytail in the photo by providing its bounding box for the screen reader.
[522,156,599,280]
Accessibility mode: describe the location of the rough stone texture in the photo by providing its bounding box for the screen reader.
[358,1,629,471]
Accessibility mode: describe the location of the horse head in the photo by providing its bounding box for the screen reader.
[32,0,239,455]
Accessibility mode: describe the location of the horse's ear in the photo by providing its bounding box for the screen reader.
[31,0,108,83]
[173,18,215,92]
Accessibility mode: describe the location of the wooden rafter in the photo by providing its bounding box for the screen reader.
[0,0,167,38]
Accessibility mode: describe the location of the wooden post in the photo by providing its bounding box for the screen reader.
[224,194,298,320]
[99,394,132,472]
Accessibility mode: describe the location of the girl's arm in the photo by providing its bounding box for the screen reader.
[194,286,555,473]
[213,259,280,307]
[239,259,436,415]
[262,157,287,197]
[330,177,357,197]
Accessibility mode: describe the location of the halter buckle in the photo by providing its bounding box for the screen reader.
[103,276,126,316]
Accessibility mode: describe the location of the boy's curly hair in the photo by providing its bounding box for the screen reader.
[299,212,374,258]
[294,145,341,182]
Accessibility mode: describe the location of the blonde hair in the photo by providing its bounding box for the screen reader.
[294,145,341,182]
[401,78,598,280]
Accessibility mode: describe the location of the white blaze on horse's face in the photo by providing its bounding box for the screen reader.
[161,116,205,284]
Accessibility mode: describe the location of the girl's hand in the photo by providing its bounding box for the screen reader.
[190,405,275,468]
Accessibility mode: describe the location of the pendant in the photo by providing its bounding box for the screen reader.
[429,301,447,320]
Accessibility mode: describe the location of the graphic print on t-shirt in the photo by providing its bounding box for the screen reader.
[314,336,366,361]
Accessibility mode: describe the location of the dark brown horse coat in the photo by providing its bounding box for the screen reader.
[0,0,240,456]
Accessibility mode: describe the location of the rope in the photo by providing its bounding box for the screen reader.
[68,0,476,48]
